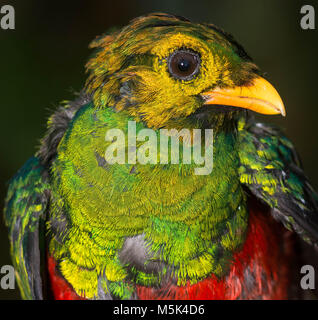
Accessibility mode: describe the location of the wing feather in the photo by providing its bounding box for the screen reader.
[238,117,318,245]
[4,157,50,299]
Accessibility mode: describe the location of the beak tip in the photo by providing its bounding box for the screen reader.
[277,101,286,117]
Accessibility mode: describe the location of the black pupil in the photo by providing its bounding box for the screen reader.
[168,50,200,80]
[178,59,190,72]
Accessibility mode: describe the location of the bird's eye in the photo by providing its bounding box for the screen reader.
[168,49,201,81]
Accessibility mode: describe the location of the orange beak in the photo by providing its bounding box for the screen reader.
[201,77,286,116]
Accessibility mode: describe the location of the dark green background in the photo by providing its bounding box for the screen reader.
[0,0,317,299]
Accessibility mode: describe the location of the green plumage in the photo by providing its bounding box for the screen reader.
[47,103,247,297]
[4,157,49,299]
[238,117,318,243]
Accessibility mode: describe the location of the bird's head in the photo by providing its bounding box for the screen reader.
[85,13,285,131]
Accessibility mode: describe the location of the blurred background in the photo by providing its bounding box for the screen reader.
[0,0,317,299]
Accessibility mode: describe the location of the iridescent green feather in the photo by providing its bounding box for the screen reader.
[45,102,248,298]
[3,157,50,299]
[238,117,318,244]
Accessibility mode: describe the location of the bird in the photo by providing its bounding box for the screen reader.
[3,12,318,300]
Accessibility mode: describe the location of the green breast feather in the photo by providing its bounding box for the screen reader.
[47,102,248,298]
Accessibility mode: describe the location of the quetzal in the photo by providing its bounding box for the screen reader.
[4,13,318,300]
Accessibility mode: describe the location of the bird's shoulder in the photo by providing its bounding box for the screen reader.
[237,116,318,245]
